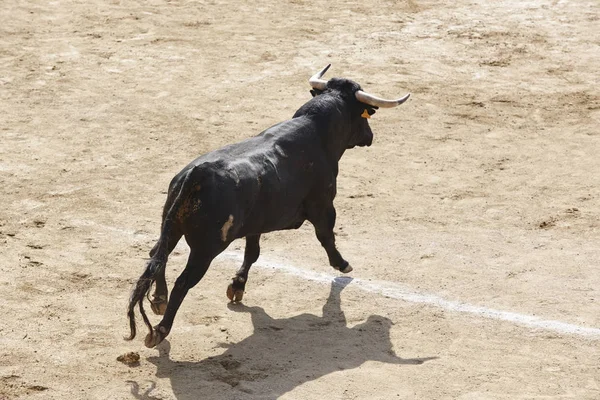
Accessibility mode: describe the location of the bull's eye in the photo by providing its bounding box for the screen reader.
[361,109,371,119]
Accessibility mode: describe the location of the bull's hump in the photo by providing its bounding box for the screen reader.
[261,116,314,139]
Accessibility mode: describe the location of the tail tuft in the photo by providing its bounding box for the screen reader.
[126,258,165,341]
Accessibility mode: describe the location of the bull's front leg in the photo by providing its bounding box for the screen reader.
[308,205,352,274]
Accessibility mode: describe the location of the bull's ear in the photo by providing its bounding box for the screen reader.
[310,89,324,97]
[363,106,378,118]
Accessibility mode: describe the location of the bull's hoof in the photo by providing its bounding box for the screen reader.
[334,263,353,274]
[226,283,244,303]
[144,326,167,348]
[150,295,168,315]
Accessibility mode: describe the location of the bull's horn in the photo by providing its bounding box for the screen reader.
[309,64,330,90]
[355,91,410,108]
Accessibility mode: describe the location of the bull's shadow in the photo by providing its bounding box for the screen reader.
[130,278,436,400]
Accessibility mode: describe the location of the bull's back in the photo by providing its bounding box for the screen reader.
[178,125,321,240]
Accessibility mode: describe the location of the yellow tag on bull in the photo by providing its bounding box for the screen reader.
[361,109,371,119]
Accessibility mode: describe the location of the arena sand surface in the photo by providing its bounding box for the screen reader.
[1,0,599,398]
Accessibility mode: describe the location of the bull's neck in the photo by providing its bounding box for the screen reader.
[296,104,351,165]
[321,117,350,165]
[299,114,348,163]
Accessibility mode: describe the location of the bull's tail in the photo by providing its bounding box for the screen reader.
[126,165,199,341]
[125,256,166,341]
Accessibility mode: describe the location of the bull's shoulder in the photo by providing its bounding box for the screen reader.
[258,116,319,143]
[183,116,319,165]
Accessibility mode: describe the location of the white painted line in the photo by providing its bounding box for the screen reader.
[75,220,600,338]
[217,251,600,339]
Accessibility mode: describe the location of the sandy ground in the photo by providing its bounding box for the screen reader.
[1,0,600,398]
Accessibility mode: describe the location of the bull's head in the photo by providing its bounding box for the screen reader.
[307,64,410,150]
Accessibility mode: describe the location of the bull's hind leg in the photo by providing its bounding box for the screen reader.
[307,204,352,273]
[227,234,261,303]
[149,269,168,316]
[148,229,182,315]
[144,248,213,348]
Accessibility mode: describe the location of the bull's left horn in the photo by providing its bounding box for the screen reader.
[355,91,410,108]
[309,64,331,90]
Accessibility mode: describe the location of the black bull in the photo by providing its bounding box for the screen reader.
[127,66,410,348]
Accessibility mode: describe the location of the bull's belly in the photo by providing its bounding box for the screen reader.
[235,206,306,238]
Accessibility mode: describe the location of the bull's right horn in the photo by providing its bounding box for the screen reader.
[309,64,330,90]
[355,91,411,108]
